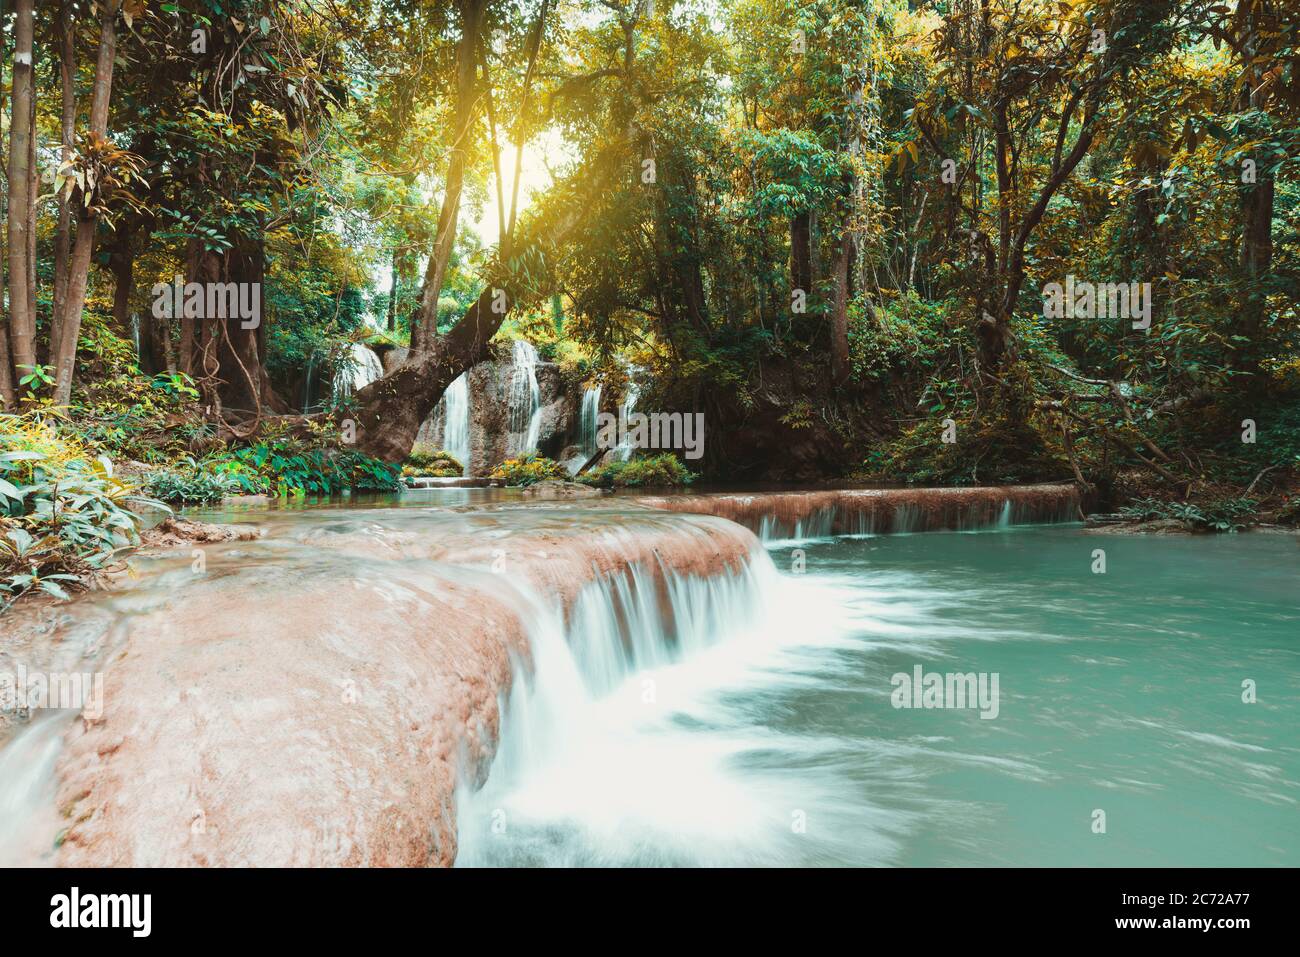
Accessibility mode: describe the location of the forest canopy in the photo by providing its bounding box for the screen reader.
[0,0,1296,501]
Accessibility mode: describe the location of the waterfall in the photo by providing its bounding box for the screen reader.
[455,548,896,866]
[579,385,602,456]
[639,486,1083,544]
[508,340,542,457]
[129,313,142,361]
[301,354,317,414]
[612,381,640,462]
[440,372,471,472]
[334,343,383,400]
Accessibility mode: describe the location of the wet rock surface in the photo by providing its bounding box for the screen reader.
[636,483,1082,536]
[519,480,601,499]
[25,503,756,867]
[139,517,264,548]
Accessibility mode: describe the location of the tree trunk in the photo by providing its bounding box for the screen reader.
[178,238,200,375]
[52,0,76,333]
[110,241,135,365]
[790,211,812,295]
[830,232,851,384]
[191,240,287,418]
[26,84,37,346]
[5,0,36,381]
[386,248,398,332]
[410,0,484,354]
[51,0,121,408]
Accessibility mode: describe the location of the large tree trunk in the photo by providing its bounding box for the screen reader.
[51,0,121,407]
[191,240,288,419]
[409,0,484,355]
[52,0,76,332]
[5,0,37,382]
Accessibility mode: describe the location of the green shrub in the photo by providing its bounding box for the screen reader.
[490,454,567,487]
[1,413,164,608]
[143,459,240,506]
[404,445,463,477]
[579,453,695,489]
[206,438,401,497]
[1119,496,1259,532]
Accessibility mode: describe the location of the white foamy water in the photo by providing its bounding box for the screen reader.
[334,342,383,398]
[579,386,602,457]
[454,550,915,866]
[0,713,75,866]
[439,372,472,473]
[508,340,542,456]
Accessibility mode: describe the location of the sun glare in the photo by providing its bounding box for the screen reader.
[473,128,576,247]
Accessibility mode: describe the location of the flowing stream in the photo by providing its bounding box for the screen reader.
[1,492,1296,866]
[457,518,1300,866]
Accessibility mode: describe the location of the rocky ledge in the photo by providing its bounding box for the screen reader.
[37,506,758,867]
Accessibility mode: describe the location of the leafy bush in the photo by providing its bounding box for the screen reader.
[1275,496,1300,527]
[1119,496,1259,532]
[143,459,240,506]
[1,413,164,608]
[206,438,401,497]
[403,445,463,477]
[490,454,567,487]
[68,367,207,464]
[579,453,695,488]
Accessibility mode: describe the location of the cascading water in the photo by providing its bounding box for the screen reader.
[3,491,1293,868]
[438,372,472,473]
[611,381,640,462]
[129,313,142,360]
[334,343,384,399]
[508,341,542,456]
[301,354,317,413]
[454,549,905,866]
[579,385,602,457]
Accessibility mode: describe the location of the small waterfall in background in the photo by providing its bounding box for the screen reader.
[333,343,384,401]
[508,340,542,457]
[129,313,142,362]
[440,372,472,473]
[612,381,640,462]
[580,385,602,457]
[301,353,317,413]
